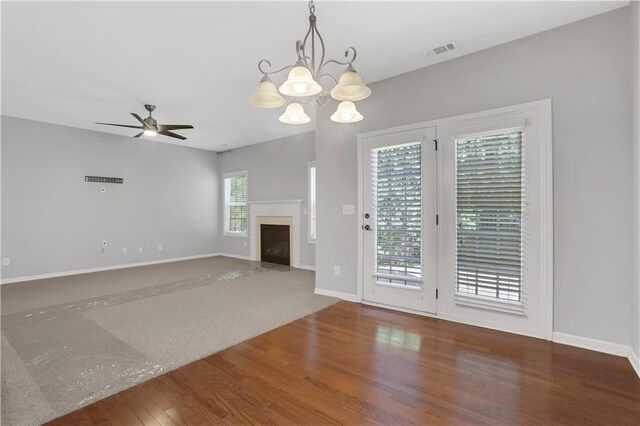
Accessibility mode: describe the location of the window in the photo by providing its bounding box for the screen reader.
[308,162,317,242]
[374,142,422,288]
[224,171,248,236]
[455,131,524,302]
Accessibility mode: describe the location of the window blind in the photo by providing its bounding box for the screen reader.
[309,165,317,240]
[226,174,247,234]
[373,143,422,288]
[455,131,524,302]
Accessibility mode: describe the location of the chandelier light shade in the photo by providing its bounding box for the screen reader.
[249,76,286,108]
[330,65,372,102]
[279,61,323,97]
[250,0,370,125]
[279,102,311,125]
[330,101,363,123]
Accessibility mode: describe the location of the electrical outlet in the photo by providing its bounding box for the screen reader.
[2,257,11,266]
[333,265,340,276]
[138,247,143,253]
[157,244,163,251]
[243,241,248,248]
[122,247,127,254]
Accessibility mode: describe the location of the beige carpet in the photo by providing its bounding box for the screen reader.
[1,256,338,425]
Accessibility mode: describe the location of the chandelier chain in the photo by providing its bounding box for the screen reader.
[309,0,315,16]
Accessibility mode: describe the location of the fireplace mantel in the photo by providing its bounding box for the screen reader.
[248,200,302,267]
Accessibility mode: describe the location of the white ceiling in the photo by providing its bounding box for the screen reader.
[2,1,628,151]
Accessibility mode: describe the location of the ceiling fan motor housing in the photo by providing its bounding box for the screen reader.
[144,117,158,128]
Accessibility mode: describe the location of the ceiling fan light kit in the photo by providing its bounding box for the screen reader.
[249,0,371,125]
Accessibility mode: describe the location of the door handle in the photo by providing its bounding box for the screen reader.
[362,224,371,231]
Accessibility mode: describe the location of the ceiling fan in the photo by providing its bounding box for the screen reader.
[96,104,193,140]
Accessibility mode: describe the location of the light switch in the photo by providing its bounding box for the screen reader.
[342,204,355,215]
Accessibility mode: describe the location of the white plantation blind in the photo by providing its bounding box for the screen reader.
[224,172,248,234]
[455,131,525,302]
[309,164,317,241]
[373,143,422,288]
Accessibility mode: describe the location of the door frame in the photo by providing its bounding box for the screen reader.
[360,128,438,314]
[357,99,554,339]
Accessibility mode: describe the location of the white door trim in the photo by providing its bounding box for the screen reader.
[357,99,553,340]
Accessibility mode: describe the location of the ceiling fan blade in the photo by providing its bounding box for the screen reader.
[131,113,146,125]
[95,122,143,129]
[133,131,144,138]
[159,130,187,141]
[158,124,194,131]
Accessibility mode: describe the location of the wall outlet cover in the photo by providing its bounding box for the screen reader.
[342,204,355,215]
[122,248,127,254]
[138,247,143,253]
[333,265,340,276]
[157,244,163,251]
[2,257,11,266]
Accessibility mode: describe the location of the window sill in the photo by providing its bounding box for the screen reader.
[454,293,526,316]
[224,232,248,238]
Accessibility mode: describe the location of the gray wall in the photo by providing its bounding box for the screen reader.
[316,7,635,345]
[632,0,640,359]
[1,116,219,279]
[217,131,316,267]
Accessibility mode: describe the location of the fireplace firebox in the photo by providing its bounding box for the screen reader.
[260,224,291,266]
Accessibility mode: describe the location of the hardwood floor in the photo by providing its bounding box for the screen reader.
[49,302,640,425]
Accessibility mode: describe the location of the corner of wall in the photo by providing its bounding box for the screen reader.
[631,0,640,360]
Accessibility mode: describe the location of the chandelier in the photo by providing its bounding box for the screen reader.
[248,0,371,124]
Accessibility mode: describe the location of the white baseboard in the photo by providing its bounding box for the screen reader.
[628,347,640,378]
[0,253,219,285]
[299,264,315,271]
[552,333,640,378]
[213,253,252,261]
[552,332,630,357]
[314,288,361,302]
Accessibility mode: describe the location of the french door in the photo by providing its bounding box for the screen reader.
[358,101,552,339]
[361,127,438,313]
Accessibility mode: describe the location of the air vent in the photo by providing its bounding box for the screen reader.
[426,41,458,57]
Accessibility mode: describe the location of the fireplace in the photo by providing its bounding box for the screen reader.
[249,200,302,268]
[260,224,291,265]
